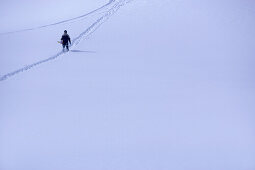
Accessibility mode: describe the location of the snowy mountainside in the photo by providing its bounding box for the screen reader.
[0,0,255,170]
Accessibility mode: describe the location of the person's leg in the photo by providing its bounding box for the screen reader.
[62,44,67,51]
[66,45,69,51]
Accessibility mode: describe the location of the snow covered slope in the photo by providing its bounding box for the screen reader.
[0,0,255,169]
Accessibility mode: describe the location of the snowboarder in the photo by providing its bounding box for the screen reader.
[61,30,71,51]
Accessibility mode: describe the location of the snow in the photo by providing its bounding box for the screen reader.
[0,0,255,169]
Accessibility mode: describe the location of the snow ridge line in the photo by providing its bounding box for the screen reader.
[0,0,115,35]
[0,0,130,82]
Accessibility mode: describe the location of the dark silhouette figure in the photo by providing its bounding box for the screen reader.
[61,30,71,51]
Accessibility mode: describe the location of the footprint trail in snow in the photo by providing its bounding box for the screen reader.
[0,0,132,82]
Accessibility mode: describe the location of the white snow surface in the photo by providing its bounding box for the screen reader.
[0,0,255,169]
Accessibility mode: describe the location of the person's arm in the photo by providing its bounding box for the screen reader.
[68,36,71,44]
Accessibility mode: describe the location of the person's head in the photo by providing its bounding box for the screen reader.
[64,30,67,34]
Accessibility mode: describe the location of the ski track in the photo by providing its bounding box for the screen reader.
[0,0,115,35]
[0,0,131,82]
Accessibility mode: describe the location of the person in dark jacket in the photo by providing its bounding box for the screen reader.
[61,30,71,51]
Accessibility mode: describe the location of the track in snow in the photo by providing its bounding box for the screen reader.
[0,0,131,82]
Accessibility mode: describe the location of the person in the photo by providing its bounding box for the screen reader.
[61,30,71,51]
